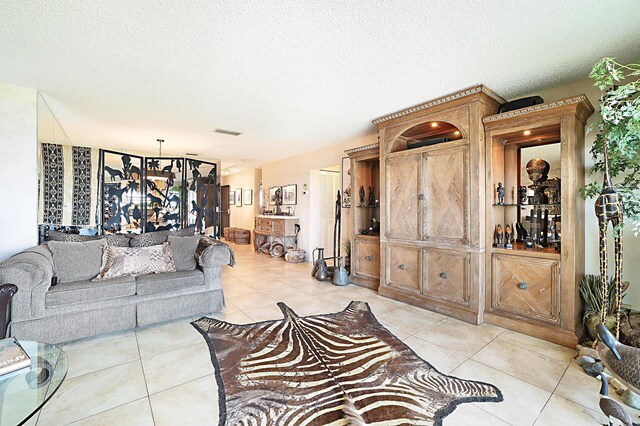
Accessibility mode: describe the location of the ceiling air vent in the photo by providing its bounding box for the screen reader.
[186,153,198,156]
[214,128,242,136]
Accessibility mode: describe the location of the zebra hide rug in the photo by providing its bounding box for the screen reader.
[192,301,503,425]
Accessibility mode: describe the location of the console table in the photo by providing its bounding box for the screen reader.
[254,215,299,257]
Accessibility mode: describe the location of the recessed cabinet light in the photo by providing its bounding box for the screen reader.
[454,131,461,136]
[523,130,532,136]
[430,122,438,128]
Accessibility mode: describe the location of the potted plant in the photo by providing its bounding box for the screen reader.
[342,240,351,272]
[582,58,640,232]
[580,274,629,340]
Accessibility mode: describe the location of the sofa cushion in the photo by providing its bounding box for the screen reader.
[45,275,136,308]
[171,228,196,237]
[48,231,101,242]
[130,231,170,247]
[104,234,131,247]
[48,239,107,284]
[94,243,176,281]
[168,235,200,271]
[135,270,204,295]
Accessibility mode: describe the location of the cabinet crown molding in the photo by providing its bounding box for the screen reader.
[371,85,506,126]
[482,95,595,124]
[344,143,379,155]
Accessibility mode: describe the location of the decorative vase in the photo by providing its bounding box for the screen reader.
[314,259,330,281]
[526,158,550,184]
[311,248,325,277]
[332,257,349,286]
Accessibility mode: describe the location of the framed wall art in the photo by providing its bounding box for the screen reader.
[282,184,297,205]
[269,186,282,205]
[243,189,253,205]
[228,189,235,205]
[235,188,242,206]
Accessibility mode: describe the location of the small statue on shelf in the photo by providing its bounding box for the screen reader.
[359,185,365,206]
[505,224,513,249]
[519,186,528,205]
[495,224,504,248]
[368,186,375,207]
[274,188,283,215]
[515,222,528,243]
[496,182,505,205]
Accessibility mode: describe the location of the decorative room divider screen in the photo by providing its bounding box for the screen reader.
[99,150,217,235]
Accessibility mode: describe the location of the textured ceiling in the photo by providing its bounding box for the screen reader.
[1,1,639,169]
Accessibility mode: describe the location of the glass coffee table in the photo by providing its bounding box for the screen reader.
[0,340,68,425]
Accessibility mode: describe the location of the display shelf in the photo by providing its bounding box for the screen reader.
[484,94,594,347]
[492,242,560,259]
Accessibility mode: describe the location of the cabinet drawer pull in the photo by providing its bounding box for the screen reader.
[399,264,407,270]
[440,272,448,279]
[518,282,528,290]
[365,256,372,261]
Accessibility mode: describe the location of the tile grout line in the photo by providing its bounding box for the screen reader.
[135,331,157,425]
[530,361,574,425]
[60,397,151,426]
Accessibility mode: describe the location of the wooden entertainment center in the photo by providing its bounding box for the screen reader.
[348,86,593,347]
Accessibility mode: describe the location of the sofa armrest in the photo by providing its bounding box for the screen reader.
[0,246,54,321]
[0,246,54,292]
[195,237,235,269]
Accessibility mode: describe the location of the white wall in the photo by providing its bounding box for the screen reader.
[261,133,377,257]
[222,168,261,230]
[0,85,38,261]
[519,79,640,309]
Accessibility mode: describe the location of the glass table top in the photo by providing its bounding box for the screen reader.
[0,340,68,426]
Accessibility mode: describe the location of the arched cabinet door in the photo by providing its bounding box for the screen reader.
[385,153,420,241]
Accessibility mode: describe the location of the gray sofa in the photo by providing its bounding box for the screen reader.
[0,237,233,344]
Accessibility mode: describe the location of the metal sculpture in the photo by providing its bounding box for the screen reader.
[594,138,624,337]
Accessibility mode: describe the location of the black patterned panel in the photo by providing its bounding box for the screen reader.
[42,143,64,224]
[72,146,92,225]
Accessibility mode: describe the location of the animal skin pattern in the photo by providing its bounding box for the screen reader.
[193,301,503,425]
[594,140,624,337]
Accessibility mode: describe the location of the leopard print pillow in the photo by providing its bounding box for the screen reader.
[93,243,176,281]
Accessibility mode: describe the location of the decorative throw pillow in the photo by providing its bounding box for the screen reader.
[167,235,201,271]
[48,239,107,283]
[93,243,176,281]
[129,231,170,247]
[49,231,102,243]
[104,234,130,247]
[170,228,196,237]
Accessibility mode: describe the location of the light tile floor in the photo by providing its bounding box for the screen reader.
[28,243,640,425]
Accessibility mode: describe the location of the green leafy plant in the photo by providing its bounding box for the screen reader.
[582,58,640,234]
[342,240,351,258]
[580,274,630,339]
[579,274,623,319]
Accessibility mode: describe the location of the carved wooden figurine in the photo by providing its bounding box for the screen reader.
[496,182,505,205]
[505,224,513,249]
[594,138,624,337]
[495,224,504,248]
